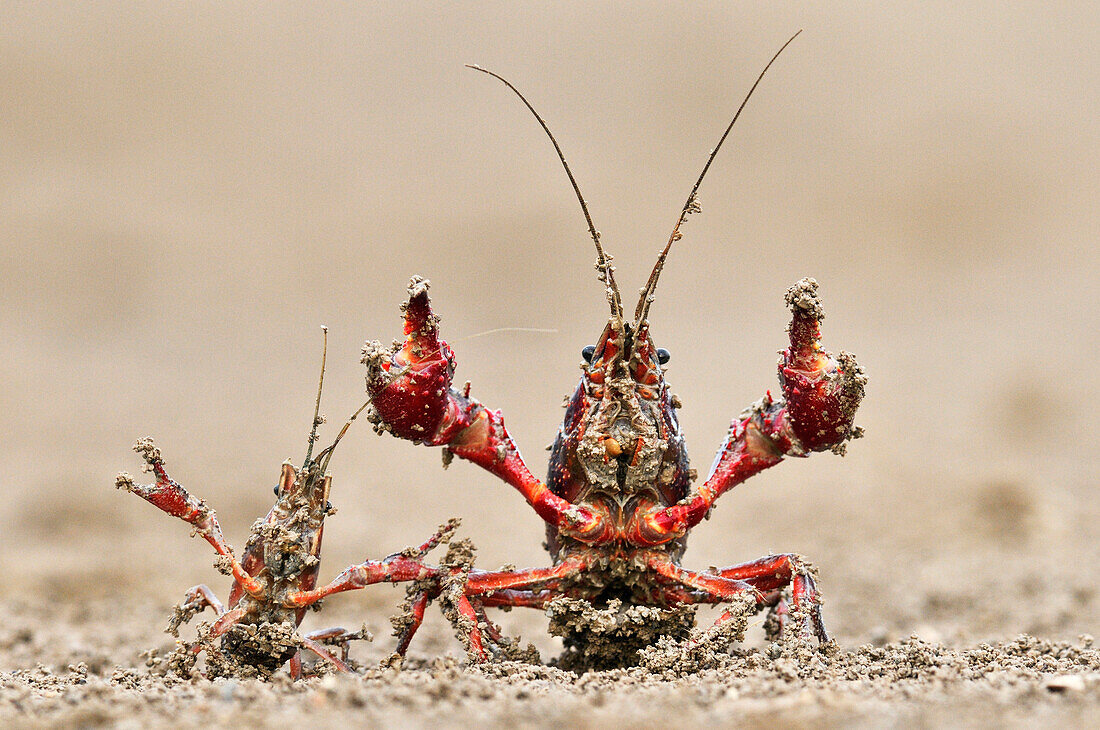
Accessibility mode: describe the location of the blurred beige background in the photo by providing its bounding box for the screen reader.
[1,3,1096,649]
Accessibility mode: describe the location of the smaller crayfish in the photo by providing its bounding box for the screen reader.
[116,329,457,678]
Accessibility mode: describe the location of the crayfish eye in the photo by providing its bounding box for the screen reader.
[581,345,596,363]
[657,348,671,365]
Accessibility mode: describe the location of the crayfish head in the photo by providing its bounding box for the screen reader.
[272,461,332,517]
[557,317,687,507]
[247,461,331,595]
[582,319,669,397]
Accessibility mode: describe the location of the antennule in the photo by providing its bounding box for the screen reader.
[467,64,624,319]
[633,29,803,327]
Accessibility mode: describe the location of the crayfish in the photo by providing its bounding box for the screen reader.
[362,31,867,668]
[116,329,459,678]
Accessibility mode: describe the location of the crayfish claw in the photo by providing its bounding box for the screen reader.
[364,278,465,445]
[779,280,867,453]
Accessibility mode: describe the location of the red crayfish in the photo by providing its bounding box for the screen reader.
[362,31,867,667]
[116,330,459,677]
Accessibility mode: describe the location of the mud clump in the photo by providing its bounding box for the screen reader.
[639,593,757,675]
[161,620,303,680]
[784,277,826,320]
[213,621,302,677]
[546,597,698,671]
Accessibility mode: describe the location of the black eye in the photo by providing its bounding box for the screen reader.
[657,348,671,365]
[273,484,280,496]
[581,345,596,362]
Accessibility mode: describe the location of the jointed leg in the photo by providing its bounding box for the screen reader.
[394,591,432,655]
[289,627,366,678]
[179,584,226,615]
[449,561,588,662]
[650,559,765,605]
[167,606,249,675]
[451,592,488,661]
[116,439,263,599]
[299,636,351,673]
[288,651,304,679]
[465,556,588,597]
[650,559,774,644]
[306,626,369,663]
[209,608,247,640]
[637,279,866,545]
[393,587,511,659]
[416,559,588,662]
[285,554,436,608]
[471,600,504,644]
[281,522,465,660]
[283,521,461,609]
[716,554,826,640]
[479,589,554,609]
[166,583,228,638]
[363,278,601,538]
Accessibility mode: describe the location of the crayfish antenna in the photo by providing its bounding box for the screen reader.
[299,325,373,475]
[467,63,624,321]
[634,29,803,329]
[302,326,329,469]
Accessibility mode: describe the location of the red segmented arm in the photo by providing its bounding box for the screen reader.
[464,555,588,595]
[282,554,437,608]
[283,519,461,608]
[363,277,603,539]
[636,278,866,544]
[116,439,265,599]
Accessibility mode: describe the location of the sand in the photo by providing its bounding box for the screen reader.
[2,595,1098,728]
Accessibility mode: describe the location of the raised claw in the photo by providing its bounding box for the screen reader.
[638,278,867,544]
[363,278,602,537]
[118,439,265,599]
[362,276,467,444]
[779,278,867,454]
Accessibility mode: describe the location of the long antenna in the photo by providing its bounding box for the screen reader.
[467,64,624,319]
[303,325,328,467]
[634,29,803,326]
[292,326,374,474]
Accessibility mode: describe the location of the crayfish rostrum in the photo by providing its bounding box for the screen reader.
[362,32,867,668]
